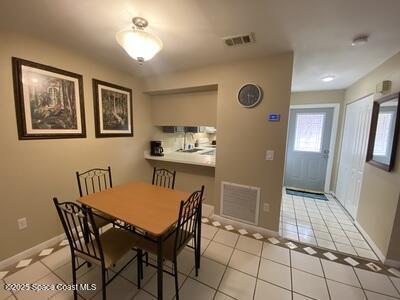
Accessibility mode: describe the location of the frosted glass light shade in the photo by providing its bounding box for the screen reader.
[116,28,162,62]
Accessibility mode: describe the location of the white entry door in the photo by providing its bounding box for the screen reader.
[284,107,334,192]
[336,95,373,218]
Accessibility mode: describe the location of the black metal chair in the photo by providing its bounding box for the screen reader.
[136,186,204,300]
[53,198,142,300]
[76,167,114,228]
[152,167,176,189]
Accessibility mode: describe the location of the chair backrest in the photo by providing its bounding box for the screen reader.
[76,166,112,197]
[152,167,176,189]
[174,185,204,253]
[53,198,104,263]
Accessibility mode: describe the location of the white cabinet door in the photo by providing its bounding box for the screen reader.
[336,95,373,218]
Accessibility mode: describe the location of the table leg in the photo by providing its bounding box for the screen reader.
[157,235,163,300]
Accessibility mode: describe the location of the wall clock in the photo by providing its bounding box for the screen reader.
[237,83,263,108]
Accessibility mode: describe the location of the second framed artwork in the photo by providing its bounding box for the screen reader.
[92,79,133,138]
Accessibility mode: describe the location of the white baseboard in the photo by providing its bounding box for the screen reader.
[202,204,214,217]
[212,214,279,237]
[0,233,65,270]
[385,258,400,268]
[354,221,386,263]
[0,223,114,271]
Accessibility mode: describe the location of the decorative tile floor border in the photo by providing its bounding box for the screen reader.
[1,217,399,281]
[202,217,400,278]
[0,238,69,280]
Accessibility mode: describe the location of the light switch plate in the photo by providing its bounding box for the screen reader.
[265,150,274,160]
[17,217,27,230]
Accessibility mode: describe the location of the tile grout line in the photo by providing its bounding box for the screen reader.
[319,254,332,300]
[326,196,360,257]
[311,195,338,252]
[332,196,379,260]
[212,230,240,300]
[293,197,314,242]
[352,264,369,299]
[251,240,264,300]
[289,246,294,300]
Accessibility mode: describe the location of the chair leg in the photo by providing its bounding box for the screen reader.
[141,254,144,279]
[72,256,78,300]
[193,237,199,276]
[101,266,107,300]
[137,249,142,288]
[173,258,179,300]
[145,252,149,266]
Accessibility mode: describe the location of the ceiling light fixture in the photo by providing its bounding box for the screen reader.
[352,34,369,46]
[116,17,163,63]
[321,75,335,82]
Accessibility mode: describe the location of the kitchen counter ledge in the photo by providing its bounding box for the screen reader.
[144,150,215,167]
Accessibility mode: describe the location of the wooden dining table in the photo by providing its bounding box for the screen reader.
[77,181,196,300]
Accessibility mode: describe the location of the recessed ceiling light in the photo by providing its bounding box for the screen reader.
[321,75,335,82]
[352,34,369,46]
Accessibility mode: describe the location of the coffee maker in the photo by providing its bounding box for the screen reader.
[150,141,164,156]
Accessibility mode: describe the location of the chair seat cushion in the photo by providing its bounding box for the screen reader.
[137,230,193,261]
[76,228,139,269]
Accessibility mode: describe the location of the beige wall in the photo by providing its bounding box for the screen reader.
[151,90,217,126]
[148,161,216,207]
[290,90,345,191]
[0,31,153,260]
[344,52,400,261]
[145,53,294,231]
[290,90,345,105]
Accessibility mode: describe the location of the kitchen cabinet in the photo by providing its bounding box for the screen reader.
[162,126,185,133]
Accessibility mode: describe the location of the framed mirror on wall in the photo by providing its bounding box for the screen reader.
[366,92,400,171]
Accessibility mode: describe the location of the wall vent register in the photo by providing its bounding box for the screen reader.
[221,181,260,225]
[223,32,256,46]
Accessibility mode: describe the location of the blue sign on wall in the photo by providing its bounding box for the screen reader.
[268,113,281,122]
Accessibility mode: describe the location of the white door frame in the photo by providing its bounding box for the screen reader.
[287,103,340,193]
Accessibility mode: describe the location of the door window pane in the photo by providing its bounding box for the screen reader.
[294,113,325,152]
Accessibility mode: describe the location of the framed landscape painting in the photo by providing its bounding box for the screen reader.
[12,57,86,139]
[92,79,133,138]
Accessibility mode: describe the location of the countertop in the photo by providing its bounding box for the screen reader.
[144,147,216,167]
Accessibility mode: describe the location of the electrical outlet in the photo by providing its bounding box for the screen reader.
[265,150,274,161]
[17,217,27,230]
[263,203,270,212]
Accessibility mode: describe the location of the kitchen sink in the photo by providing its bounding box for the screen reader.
[178,148,204,153]
[201,150,216,156]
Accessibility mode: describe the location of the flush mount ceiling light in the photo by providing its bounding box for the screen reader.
[116,17,163,63]
[321,75,335,82]
[352,34,369,46]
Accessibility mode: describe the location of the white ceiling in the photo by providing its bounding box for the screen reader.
[1,0,400,91]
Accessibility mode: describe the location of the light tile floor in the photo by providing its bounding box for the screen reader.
[280,190,379,260]
[2,224,399,300]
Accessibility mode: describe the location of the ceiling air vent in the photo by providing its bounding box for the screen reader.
[223,32,256,46]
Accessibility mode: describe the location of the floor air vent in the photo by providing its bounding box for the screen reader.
[221,181,260,225]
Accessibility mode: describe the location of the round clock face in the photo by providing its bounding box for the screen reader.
[238,84,263,108]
